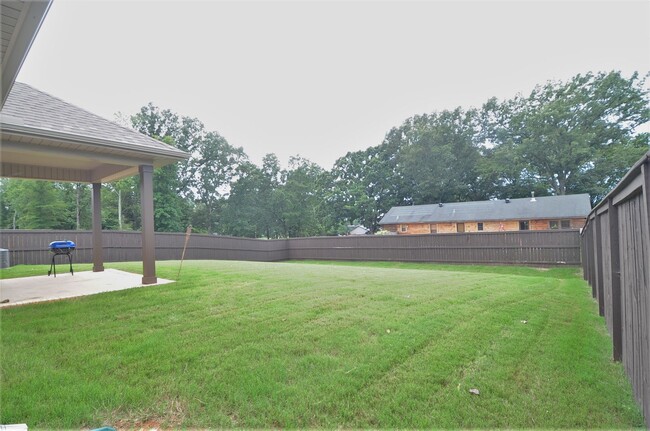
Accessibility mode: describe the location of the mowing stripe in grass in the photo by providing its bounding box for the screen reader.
[0,260,644,429]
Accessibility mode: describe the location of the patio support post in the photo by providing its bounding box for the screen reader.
[92,182,104,272]
[139,164,157,284]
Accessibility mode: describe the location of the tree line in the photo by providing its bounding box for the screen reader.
[1,71,648,236]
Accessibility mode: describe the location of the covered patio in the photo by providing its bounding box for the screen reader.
[1,0,189,284]
[0,269,174,307]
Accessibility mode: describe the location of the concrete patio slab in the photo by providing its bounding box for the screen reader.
[0,269,174,307]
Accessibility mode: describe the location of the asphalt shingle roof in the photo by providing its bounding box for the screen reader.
[379,194,592,225]
[0,82,187,158]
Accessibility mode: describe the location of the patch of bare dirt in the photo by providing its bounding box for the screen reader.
[104,397,186,431]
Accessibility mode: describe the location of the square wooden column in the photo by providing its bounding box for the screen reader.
[92,182,104,272]
[139,165,157,284]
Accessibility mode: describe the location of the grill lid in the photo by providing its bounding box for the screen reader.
[49,240,76,250]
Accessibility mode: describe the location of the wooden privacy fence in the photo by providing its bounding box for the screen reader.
[1,229,580,266]
[0,231,289,265]
[581,151,650,428]
[287,230,580,264]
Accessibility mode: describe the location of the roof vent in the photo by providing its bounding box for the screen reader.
[530,191,537,202]
[438,202,443,207]
[505,198,510,203]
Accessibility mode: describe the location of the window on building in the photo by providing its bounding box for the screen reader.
[561,219,571,229]
[519,220,529,231]
[477,222,484,231]
[430,224,437,234]
[400,224,408,233]
[549,220,559,230]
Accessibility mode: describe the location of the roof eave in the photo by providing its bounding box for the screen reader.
[379,214,589,224]
[1,1,52,108]
[1,122,190,161]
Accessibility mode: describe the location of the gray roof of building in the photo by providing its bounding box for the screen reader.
[379,194,592,225]
[0,82,188,159]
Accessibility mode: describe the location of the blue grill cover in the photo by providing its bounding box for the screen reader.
[49,240,76,250]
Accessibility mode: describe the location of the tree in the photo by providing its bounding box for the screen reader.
[103,178,139,230]
[59,183,92,230]
[152,136,192,232]
[2,180,68,229]
[329,142,404,232]
[476,98,550,199]
[193,132,247,233]
[0,179,16,229]
[220,162,266,237]
[485,71,649,202]
[272,156,333,237]
[395,108,484,204]
[131,103,205,197]
[221,154,287,238]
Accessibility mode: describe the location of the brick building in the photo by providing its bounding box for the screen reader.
[379,194,591,234]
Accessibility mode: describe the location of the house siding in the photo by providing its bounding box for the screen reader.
[385,218,586,234]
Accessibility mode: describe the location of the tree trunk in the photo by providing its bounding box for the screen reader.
[75,183,81,230]
[557,174,567,195]
[118,189,123,230]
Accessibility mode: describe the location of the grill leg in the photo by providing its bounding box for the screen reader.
[48,254,56,277]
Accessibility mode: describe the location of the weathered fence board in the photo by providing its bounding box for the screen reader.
[582,151,650,427]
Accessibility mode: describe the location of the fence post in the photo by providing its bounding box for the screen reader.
[595,214,605,316]
[608,198,622,362]
[588,224,597,298]
[580,233,589,281]
[638,160,650,428]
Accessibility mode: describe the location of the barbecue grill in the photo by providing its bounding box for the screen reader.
[48,240,75,277]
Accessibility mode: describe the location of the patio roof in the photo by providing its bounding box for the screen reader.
[1,0,51,107]
[1,82,189,183]
[0,0,189,284]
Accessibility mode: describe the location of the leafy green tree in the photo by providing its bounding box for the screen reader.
[220,162,262,237]
[484,71,649,202]
[194,132,247,233]
[58,183,92,230]
[258,154,285,238]
[476,98,550,199]
[103,178,139,230]
[220,154,288,238]
[152,136,192,232]
[0,179,16,229]
[2,180,68,229]
[131,103,248,233]
[274,156,337,237]
[131,103,206,196]
[130,105,203,231]
[328,138,409,232]
[396,108,484,204]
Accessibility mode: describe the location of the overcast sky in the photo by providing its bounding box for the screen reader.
[17,0,650,169]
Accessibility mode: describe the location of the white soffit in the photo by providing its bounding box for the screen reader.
[1,0,52,107]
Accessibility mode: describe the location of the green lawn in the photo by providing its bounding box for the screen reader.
[0,260,644,429]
